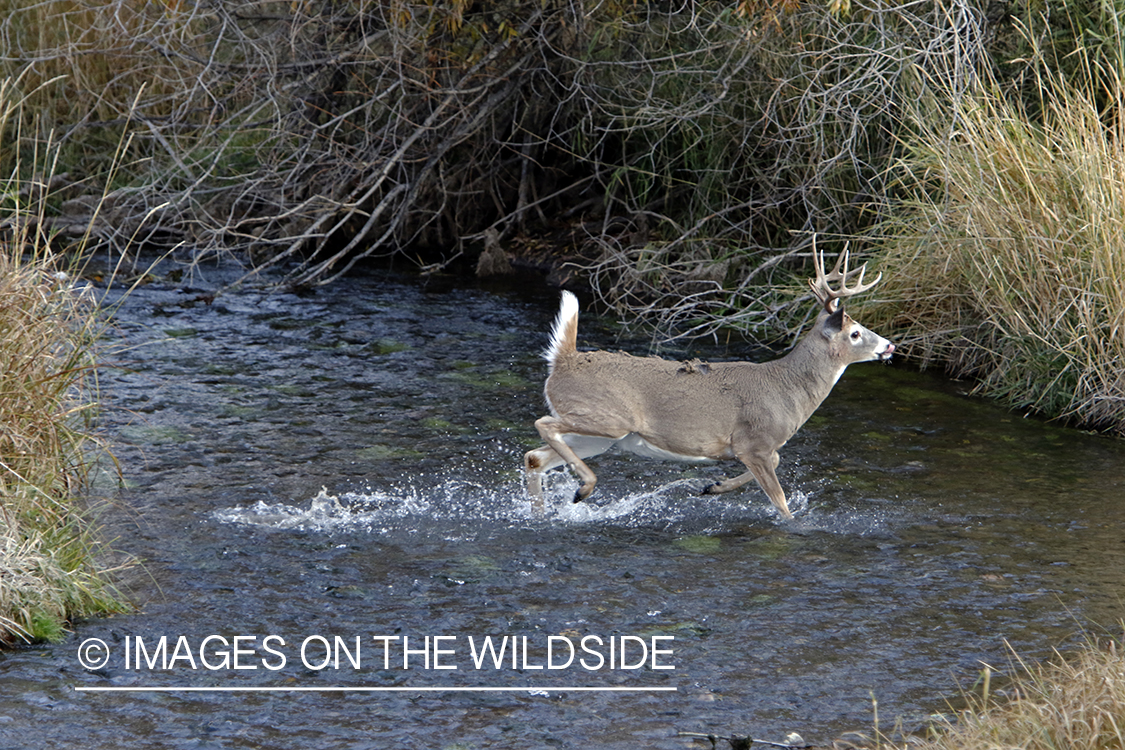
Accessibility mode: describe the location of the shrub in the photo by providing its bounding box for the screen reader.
[0,0,990,295]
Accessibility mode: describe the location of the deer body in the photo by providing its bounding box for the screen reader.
[524,250,894,519]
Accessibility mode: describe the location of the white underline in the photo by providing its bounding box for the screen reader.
[75,686,677,693]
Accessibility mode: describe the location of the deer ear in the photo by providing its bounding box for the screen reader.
[822,306,845,336]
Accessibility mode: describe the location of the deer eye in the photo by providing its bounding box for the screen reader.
[850,330,861,341]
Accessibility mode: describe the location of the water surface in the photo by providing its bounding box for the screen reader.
[1,258,1122,749]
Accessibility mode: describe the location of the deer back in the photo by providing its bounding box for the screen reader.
[544,302,890,459]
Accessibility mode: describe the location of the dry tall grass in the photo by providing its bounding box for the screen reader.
[861,30,1125,434]
[0,246,127,643]
[0,81,127,644]
[839,635,1125,750]
[930,641,1125,750]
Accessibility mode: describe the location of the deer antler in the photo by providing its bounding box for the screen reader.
[808,237,882,312]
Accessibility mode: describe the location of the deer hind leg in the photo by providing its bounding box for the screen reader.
[524,444,565,514]
[702,450,793,520]
[529,416,617,504]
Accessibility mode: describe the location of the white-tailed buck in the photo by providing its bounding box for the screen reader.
[524,248,894,519]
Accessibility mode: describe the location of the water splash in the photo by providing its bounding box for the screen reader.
[207,473,790,538]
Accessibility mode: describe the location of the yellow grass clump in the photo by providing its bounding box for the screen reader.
[0,80,128,644]
[839,635,1125,750]
[927,640,1125,750]
[861,39,1125,434]
[0,244,128,643]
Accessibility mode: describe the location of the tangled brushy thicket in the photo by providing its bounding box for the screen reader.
[7,1,1125,434]
[1,0,991,298]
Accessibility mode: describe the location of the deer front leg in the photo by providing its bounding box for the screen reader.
[703,450,793,520]
[533,415,602,503]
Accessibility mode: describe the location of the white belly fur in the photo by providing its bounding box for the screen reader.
[562,432,715,464]
[618,433,716,463]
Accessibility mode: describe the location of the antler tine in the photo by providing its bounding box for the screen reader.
[812,236,828,287]
[808,238,882,312]
[844,259,882,297]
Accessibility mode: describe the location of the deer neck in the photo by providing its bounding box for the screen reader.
[768,334,845,421]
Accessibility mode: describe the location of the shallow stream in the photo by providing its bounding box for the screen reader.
[1,257,1123,749]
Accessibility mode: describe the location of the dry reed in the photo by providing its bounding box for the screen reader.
[838,634,1125,750]
[860,26,1125,434]
[0,79,128,644]
[0,245,126,643]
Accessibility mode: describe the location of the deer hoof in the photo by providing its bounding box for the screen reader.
[573,485,596,503]
[700,483,719,495]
